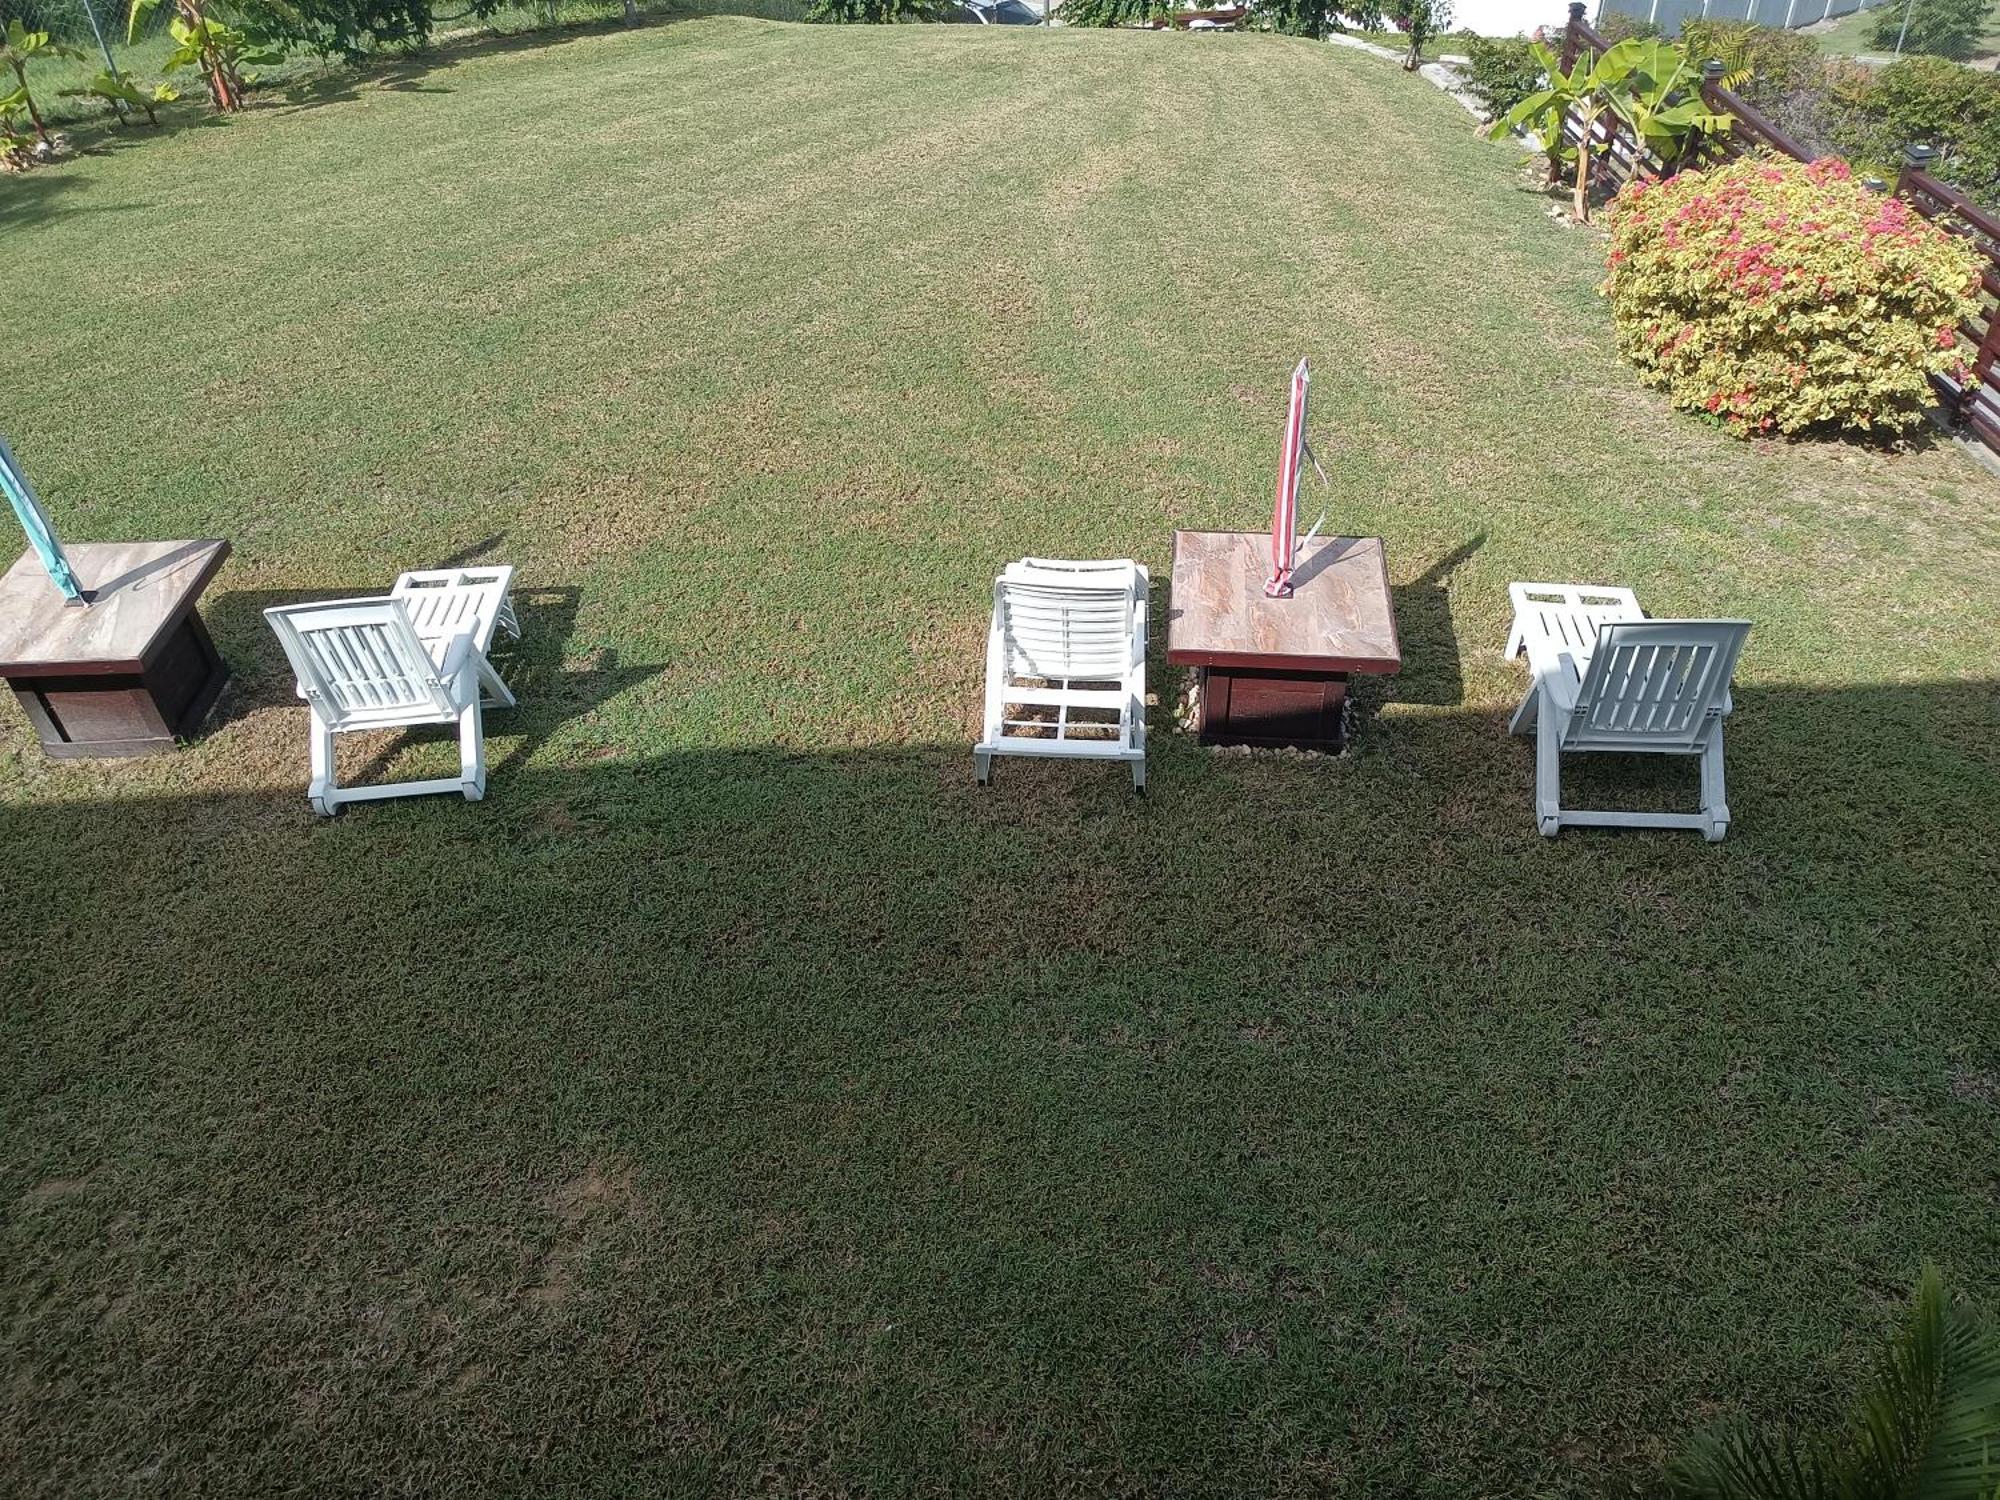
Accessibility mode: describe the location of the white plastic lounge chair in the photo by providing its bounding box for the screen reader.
[390,566,519,709]
[264,595,507,816]
[974,557,1148,792]
[1506,582,1749,842]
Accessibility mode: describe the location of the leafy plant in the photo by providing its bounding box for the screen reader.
[1488,37,1731,222]
[278,0,481,58]
[1462,34,1542,120]
[1603,154,1984,436]
[1592,8,1659,43]
[805,0,954,18]
[1054,0,1167,24]
[1253,0,1333,38]
[59,69,180,125]
[0,18,84,144]
[0,97,30,170]
[1871,0,1991,62]
[1598,37,1735,166]
[128,0,290,112]
[1668,1266,2000,1497]
[1384,0,1450,69]
[1678,18,1825,105]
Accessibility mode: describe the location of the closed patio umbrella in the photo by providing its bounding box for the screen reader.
[1264,359,1326,599]
[0,436,84,603]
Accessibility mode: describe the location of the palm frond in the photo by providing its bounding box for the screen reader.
[1665,1421,1838,1500]
[1667,1267,2000,1500]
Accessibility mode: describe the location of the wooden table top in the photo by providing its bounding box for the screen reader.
[1165,529,1401,674]
[0,540,231,675]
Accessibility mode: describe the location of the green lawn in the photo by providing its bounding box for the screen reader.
[4,18,1999,1497]
[1808,0,2000,63]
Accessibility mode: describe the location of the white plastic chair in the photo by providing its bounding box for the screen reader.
[974,557,1148,792]
[390,566,519,709]
[264,596,504,816]
[1506,582,1750,841]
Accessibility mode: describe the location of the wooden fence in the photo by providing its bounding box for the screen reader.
[1556,2,2000,449]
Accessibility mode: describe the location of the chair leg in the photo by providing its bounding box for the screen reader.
[1508,680,1541,737]
[308,712,338,817]
[458,695,487,802]
[1699,729,1729,842]
[1131,757,1146,795]
[1535,692,1563,837]
[476,654,517,710]
[973,749,992,787]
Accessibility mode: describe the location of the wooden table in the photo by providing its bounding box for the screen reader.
[0,540,232,759]
[1165,529,1401,752]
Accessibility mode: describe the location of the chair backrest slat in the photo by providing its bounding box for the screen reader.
[997,559,1140,683]
[266,597,452,727]
[1567,620,1749,751]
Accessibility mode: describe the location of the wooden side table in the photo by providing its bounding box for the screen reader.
[0,540,232,759]
[1165,530,1401,752]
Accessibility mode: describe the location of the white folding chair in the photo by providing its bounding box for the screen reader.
[974,558,1148,792]
[1503,582,1643,679]
[390,566,519,708]
[1506,584,1750,841]
[264,596,504,816]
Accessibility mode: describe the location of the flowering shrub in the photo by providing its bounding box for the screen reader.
[1601,155,1985,436]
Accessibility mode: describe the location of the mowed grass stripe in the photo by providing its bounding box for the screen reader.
[2,18,1997,1498]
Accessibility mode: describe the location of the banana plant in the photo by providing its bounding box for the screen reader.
[59,69,179,126]
[1486,41,1594,207]
[1487,37,1734,223]
[0,18,85,145]
[128,0,287,113]
[1595,38,1734,169]
[0,95,30,168]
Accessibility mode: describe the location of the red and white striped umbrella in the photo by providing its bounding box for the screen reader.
[1264,358,1318,598]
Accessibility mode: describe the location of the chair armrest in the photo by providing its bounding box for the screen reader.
[431,629,478,683]
[1536,650,1582,717]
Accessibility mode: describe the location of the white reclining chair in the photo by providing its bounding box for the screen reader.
[265,595,510,816]
[974,557,1148,792]
[1506,582,1750,842]
[390,566,520,709]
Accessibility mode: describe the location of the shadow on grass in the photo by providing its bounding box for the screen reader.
[266,60,457,114]
[0,675,1994,1495]
[0,168,154,230]
[259,4,740,115]
[1382,530,1482,710]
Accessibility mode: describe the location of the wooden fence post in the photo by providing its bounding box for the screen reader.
[1894,141,1938,200]
[1560,0,1585,72]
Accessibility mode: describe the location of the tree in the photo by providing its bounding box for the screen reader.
[1036,0,1159,22]
[1384,0,1450,69]
[0,20,86,145]
[1254,0,1334,37]
[806,0,955,18]
[1871,0,1989,61]
[1668,1266,2000,1499]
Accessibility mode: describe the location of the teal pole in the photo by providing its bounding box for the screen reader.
[0,437,86,603]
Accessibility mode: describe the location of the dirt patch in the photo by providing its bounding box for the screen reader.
[18,1175,91,1206]
[1950,1069,2000,1108]
[527,1159,641,1311]
[545,1159,638,1223]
